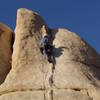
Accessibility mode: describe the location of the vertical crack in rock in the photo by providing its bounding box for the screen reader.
[49,56,56,100]
[39,29,56,100]
[49,64,54,100]
[46,30,55,100]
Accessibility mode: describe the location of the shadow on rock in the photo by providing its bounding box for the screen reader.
[53,46,65,58]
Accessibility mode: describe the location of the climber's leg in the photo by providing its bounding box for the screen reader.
[46,47,54,63]
[43,49,48,60]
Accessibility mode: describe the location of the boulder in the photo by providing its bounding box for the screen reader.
[50,28,100,100]
[0,8,50,100]
[0,23,12,84]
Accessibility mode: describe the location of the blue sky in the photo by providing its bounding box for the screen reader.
[0,0,100,54]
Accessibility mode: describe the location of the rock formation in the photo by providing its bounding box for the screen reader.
[0,8,100,100]
[0,23,12,84]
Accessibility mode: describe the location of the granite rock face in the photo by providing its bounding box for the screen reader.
[0,23,12,84]
[0,8,100,100]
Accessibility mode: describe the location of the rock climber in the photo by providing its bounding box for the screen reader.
[40,34,53,63]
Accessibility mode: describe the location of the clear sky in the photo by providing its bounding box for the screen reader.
[0,0,100,54]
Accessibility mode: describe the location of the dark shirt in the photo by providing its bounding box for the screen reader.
[40,35,53,55]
